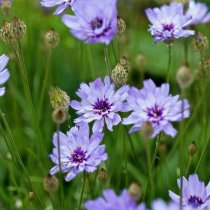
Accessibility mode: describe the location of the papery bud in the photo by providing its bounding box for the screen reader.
[117,17,126,34]
[49,87,70,110]
[11,17,26,41]
[43,174,59,193]
[1,0,12,15]
[128,182,141,201]
[192,32,209,52]
[44,29,60,48]
[140,121,154,140]
[28,192,35,202]
[0,21,14,43]
[201,56,210,75]
[111,56,130,86]
[98,165,108,184]
[52,108,67,124]
[188,141,197,156]
[176,65,194,89]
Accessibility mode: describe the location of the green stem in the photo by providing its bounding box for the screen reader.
[185,156,192,176]
[166,44,172,82]
[104,45,111,78]
[56,125,64,210]
[78,172,86,210]
[87,45,95,79]
[123,126,128,187]
[111,40,118,64]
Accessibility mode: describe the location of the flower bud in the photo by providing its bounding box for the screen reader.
[158,142,167,156]
[1,0,12,15]
[28,192,35,202]
[135,53,147,71]
[201,56,210,76]
[111,56,130,86]
[98,165,108,184]
[128,182,141,201]
[176,65,194,89]
[44,28,60,48]
[117,17,126,34]
[188,141,197,156]
[52,108,67,124]
[140,121,154,140]
[49,87,70,110]
[192,32,209,52]
[43,174,59,193]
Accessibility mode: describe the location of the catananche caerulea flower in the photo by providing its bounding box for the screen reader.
[84,189,146,210]
[145,2,194,42]
[169,174,210,209]
[186,0,210,26]
[40,0,75,15]
[49,123,107,181]
[0,54,10,97]
[62,0,118,44]
[152,199,181,210]
[122,79,190,138]
[71,76,129,132]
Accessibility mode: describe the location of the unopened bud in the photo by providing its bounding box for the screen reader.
[176,65,194,89]
[201,57,210,77]
[135,53,147,70]
[188,141,197,156]
[128,182,141,201]
[44,29,60,48]
[192,32,209,52]
[43,174,59,193]
[52,108,67,124]
[158,142,167,156]
[49,87,70,110]
[98,166,108,184]
[111,56,130,86]
[117,17,126,34]
[140,121,154,140]
[1,0,12,15]
[28,192,35,202]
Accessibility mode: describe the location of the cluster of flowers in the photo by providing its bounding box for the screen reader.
[85,174,210,210]
[145,0,210,42]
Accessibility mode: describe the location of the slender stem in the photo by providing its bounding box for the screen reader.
[104,45,111,78]
[56,125,64,210]
[184,39,189,65]
[111,40,118,64]
[78,171,86,210]
[123,126,128,187]
[49,192,57,210]
[166,44,172,82]
[0,108,45,208]
[87,45,95,79]
[185,156,192,176]
[39,48,52,118]
[195,134,210,172]
[143,133,161,200]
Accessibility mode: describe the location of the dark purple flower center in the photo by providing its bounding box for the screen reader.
[70,147,87,164]
[93,98,111,116]
[188,195,204,208]
[163,23,174,32]
[91,18,103,30]
[147,104,164,124]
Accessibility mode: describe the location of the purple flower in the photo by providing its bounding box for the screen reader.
[62,0,118,44]
[169,174,210,209]
[71,76,129,132]
[186,0,210,25]
[0,54,10,97]
[84,189,146,210]
[145,2,194,42]
[49,123,107,181]
[122,79,190,138]
[40,0,76,15]
[152,199,181,210]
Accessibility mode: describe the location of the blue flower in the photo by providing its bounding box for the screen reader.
[49,123,107,181]
[62,0,118,44]
[152,199,180,210]
[71,76,129,132]
[122,79,190,138]
[145,2,194,43]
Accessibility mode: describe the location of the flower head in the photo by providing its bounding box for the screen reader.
[49,123,107,181]
[40,0,76,15]
[0,54,10,96]
[169,174,210,209]
[71,76,129,132]
[122,79,190,138]
[84,189,146,210]
[145,2,194,43]
[186,0,210,26]
[62,0,118,44]
[152,199,180,210]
